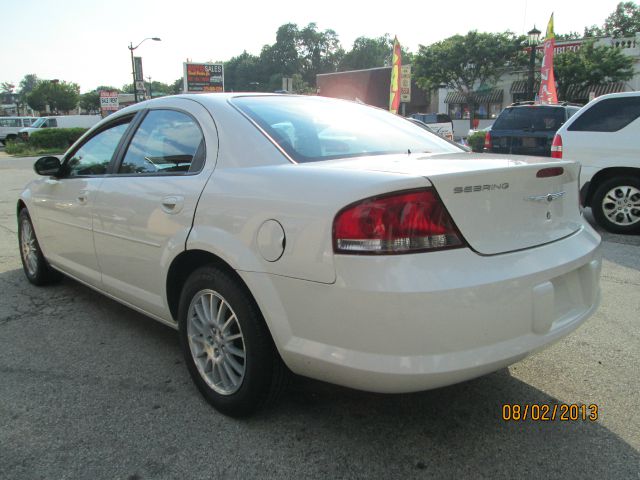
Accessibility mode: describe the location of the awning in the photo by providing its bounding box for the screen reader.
[565,82,625,100]
[444,89,503,104]
[510,79,540,94]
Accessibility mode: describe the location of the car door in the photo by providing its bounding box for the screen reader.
[29,115,134,285]
[92,99,217,320]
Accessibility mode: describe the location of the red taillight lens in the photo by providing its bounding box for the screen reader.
[536,167,564,178]
[333,189,464,254]
[484,131,492,151]
[551,134,563,158]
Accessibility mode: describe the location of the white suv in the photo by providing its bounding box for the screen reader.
[552,92,640,234]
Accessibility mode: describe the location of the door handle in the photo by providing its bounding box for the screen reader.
[161,195,184,214]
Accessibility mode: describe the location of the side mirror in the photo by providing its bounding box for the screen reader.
[34,156,62,177]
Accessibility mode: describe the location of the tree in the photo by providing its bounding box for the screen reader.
[555,32,582,41]
[604,1,640,37]
[584,24,604,37]
[414,31,526,127]
[1,82,15,108]
[298,23,344,84]
[339,35,393,70]
[171,78,183,94]
[554,41,634,100]
[79,91,100,113]
[26,80,80,114]
[224,51,263,91]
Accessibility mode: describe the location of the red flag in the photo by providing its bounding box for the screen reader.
[389,37,401,114]
[538,13,558,104]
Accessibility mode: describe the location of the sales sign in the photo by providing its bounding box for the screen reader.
[99,90,119,111]
[183,62,224,93]
[400,65,411,103]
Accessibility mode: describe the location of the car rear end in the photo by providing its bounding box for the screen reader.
[222,95,602,393]
[487,105,575,157]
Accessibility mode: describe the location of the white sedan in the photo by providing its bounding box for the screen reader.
[18,94,602,416]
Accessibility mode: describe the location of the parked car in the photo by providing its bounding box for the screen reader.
[485,102,581,156]
[552,92,640,234]
[0,116,38,144]
[405,117,471,151]
[18,114,101,140]
[18,94,601,416]
[409,112,454,140]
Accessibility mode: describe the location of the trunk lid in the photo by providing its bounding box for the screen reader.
[312,153,583,255]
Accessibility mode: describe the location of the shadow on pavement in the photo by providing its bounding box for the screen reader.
[1,268,638,479]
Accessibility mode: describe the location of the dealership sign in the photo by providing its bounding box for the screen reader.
[183,62,224,93]
[99,90,119,111]
[400,65,411,103]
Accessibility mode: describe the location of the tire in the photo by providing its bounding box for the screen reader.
[18,209,62,285]
[591,176,640,234]
[178,266,288,417]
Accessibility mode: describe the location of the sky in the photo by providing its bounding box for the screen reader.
[0,0,626,93]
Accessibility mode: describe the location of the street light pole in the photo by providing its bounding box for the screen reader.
[527,26,541,102]
[127,37,161,104]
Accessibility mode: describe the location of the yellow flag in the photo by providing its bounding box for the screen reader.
[545,13,555,40]
[389,37,401,114]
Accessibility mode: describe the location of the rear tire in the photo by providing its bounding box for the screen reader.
[18,209,62,285]
[591,176,640,234]
[178,266,288,417]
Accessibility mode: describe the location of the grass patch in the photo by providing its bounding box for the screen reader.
[4,141,63,157]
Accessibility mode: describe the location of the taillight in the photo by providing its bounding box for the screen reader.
[484,131,492,151]
[551,134,563,158]
[333,189,464,254]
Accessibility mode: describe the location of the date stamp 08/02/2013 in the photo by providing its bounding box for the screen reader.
[502,404,599,422]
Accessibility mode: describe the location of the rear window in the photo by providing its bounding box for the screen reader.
[492,107,565,131]
[568,97,640,132]
[233,96,462,163]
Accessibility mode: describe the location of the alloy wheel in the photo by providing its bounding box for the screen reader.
[186,289,246,395]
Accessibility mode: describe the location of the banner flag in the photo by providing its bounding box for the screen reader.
[389,37,402,114]
[538,13,558,104]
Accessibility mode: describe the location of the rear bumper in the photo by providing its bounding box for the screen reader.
[241,224,602,393]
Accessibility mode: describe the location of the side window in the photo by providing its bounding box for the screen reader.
[48,118,58,128]
[118,110,204,175]
[64,121,130,177]
[568,97,640,132]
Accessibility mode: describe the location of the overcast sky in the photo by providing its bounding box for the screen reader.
[1,0,626,92]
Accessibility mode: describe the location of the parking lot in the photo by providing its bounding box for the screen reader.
[1,155,639,479]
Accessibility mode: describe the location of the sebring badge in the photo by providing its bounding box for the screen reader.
[525,191,566,203]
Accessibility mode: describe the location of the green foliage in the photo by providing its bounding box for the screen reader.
[584,24,604,37]
[26,80,80,113]
[225,51,263,91]
[583,1,639,37]
[604,1,640,37]
[79,91,100,113]
[554,41,634,100]
[339,35,393,70]
[1,82,14,93]
[171,78,183,94]
[29,128,88,149]
[555,32,582,41]
[4,140,63,156]
[414,31,526,94]
[467,131,487,152]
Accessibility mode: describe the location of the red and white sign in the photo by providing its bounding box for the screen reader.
[99,90,119,111]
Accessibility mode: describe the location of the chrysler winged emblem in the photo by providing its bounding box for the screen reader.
[525,191,566,203]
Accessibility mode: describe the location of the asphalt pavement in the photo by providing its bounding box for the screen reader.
[1,156,639,479]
